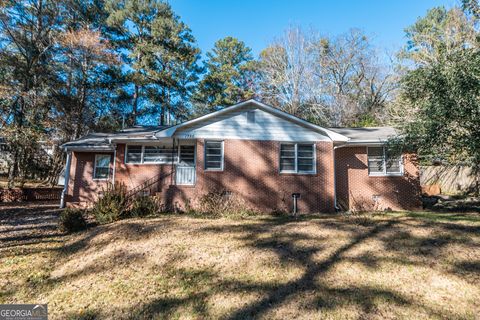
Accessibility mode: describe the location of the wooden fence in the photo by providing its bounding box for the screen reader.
[0,187,63,202]
[420,165,478,195]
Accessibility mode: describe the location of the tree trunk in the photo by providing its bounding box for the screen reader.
[7,149,18,188]
[132,84,139,126]
[160,104,165,126]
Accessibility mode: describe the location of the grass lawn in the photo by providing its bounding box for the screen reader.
[1,204,479,319]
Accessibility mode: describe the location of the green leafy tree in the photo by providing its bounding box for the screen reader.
[397,49,480,191]
[394,6,480,193]
[193,37,257,114]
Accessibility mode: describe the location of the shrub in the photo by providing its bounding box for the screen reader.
[92,183,128,224]
[128,196,160,217]
[197,191,256,218]
[59,208,87,233]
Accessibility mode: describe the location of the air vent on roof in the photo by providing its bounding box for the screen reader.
[246,110,255,123]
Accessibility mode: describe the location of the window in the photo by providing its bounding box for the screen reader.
[144,146,176,163]
[205,141,223,170]
[179,145,195,166]
[280,143,315,174]
[125,144,177,164]
[126,145,142,163]
[94,154,110,179]
[367,146,403,176]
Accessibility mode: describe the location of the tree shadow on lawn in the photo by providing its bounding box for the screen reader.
[122,213,479,319]
[2,205,479,319]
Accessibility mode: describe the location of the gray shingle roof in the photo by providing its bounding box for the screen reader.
[328,127,398,143]
[61,125,170,150]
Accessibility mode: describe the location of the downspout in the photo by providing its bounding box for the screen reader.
[333,145,340,211]
[333,143,349,211]
[112,142,117,186]
[60,149,72,208]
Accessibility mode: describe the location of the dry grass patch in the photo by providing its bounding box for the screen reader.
[1,205,479,319]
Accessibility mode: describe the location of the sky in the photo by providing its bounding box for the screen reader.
[170,0,458,59]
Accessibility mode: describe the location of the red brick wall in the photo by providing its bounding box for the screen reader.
[162,140,335,213]
[66,152,113,207]
[114,144,176,192]
[66,142,421,213]
[67,140,335,213]
[335,146,421,211]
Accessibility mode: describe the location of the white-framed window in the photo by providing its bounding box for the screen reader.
[125,144,178,164]
[280,143,316,174]
[367,146,403,176]
[204,140,223,171]
[93,154,111,179]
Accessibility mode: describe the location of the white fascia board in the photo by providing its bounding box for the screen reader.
[155,126,178,138]
[346,140,389,144]
[154,99,350,142]
[334,140,388,149]
[65,146,114,152]
[108,138,159,144]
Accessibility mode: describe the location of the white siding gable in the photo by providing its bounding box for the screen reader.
[175,107,330,141]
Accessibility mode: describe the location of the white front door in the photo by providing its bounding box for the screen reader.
[176,145,196,185]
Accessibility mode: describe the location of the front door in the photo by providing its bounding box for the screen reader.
[176,145,196,185]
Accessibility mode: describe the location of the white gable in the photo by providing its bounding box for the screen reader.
[175,106,330,141]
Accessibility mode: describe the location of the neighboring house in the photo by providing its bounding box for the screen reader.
[60,100,421,213]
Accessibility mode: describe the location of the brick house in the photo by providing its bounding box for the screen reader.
[60,100,421,213]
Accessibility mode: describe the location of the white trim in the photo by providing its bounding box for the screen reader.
[93,154,111,180]
[176,143,197,185]
[367,146,404,177]
[60,151,72,208]
[124,144,178,165]
[112,145,117,185]
[279,142,317,175]
[65,146,114,152]
[155,100,350,142]
[204,140,224,171]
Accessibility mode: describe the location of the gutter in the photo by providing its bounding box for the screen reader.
[111,140,117,186]
[333,145,342,211]
[60,150,72,208]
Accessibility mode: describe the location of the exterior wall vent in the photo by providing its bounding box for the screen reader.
[246,110,255,123]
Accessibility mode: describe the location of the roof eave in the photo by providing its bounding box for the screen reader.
[64,146,114,152]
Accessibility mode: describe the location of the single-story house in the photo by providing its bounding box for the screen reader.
[60,99,421,213]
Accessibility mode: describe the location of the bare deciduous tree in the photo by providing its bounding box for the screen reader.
[258,26,394,127]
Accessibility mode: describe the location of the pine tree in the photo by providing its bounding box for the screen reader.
[105,0,201,125]
[193,37,257,114]
[0,0,62,186]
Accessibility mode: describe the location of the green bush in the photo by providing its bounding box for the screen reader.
[92,183,128,224]
[59,208,87,232]
[128,196,160,217]
[198,191,256,218]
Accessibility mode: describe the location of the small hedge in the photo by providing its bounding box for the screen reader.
[59,208,87,233]
[197,191,256,218]
[92,184,128,224]
[128,196,161,217]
